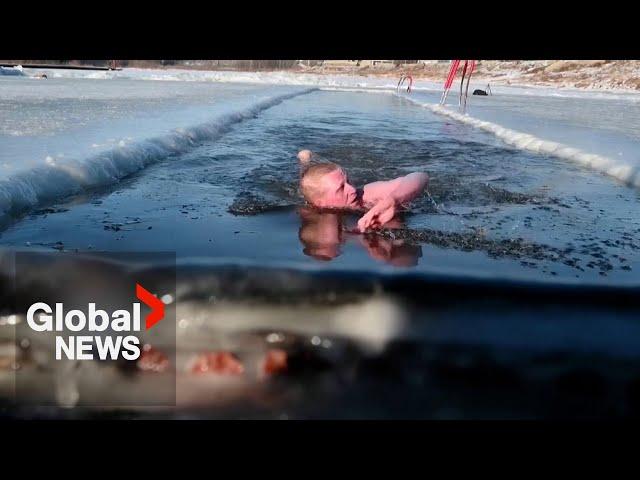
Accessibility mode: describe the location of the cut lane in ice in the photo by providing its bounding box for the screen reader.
[2,89,640,285]
[0,87,316,227]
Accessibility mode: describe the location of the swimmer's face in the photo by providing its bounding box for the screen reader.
[315,168,359,209]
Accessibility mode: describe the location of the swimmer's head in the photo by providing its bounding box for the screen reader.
[300,163,359,209]
[297,149,314,166]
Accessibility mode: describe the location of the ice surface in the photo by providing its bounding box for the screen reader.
[401,91,640,189]
[0,75,314,221]
[0,66,25,76]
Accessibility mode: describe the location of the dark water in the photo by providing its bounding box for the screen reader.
[223,91,640,283]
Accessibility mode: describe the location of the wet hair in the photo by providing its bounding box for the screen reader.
[300,162,340,204]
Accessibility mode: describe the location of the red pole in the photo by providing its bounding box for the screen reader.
[441,60,461,104]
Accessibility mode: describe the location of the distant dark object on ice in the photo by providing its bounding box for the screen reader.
[473,84,492,96]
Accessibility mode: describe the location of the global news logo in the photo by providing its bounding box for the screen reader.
[25,284,165,361]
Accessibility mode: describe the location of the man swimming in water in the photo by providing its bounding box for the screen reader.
[297,149,429,232]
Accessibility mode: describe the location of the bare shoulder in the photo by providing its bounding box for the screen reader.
[362,178,403,205]
[363,173,428,206]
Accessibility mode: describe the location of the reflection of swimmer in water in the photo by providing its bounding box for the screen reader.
[298,206,343,261]
[297,150,428,232]
[298,206,422,266]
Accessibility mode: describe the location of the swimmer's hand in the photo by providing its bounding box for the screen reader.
[297,150,313,166]
[357,197,396,232]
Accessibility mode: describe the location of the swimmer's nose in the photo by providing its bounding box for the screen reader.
[346,184,357,202]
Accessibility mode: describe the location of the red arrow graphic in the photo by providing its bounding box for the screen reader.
[136,283,165,330]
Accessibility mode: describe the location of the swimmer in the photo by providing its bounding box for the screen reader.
[298,150,429,232]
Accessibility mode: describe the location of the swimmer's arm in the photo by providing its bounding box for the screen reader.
[357,173,428,232]
[362,172,429,207]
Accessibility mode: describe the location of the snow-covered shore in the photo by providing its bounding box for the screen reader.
[13,64,640,102]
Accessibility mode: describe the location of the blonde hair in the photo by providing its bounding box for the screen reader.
[300,162,340,204]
